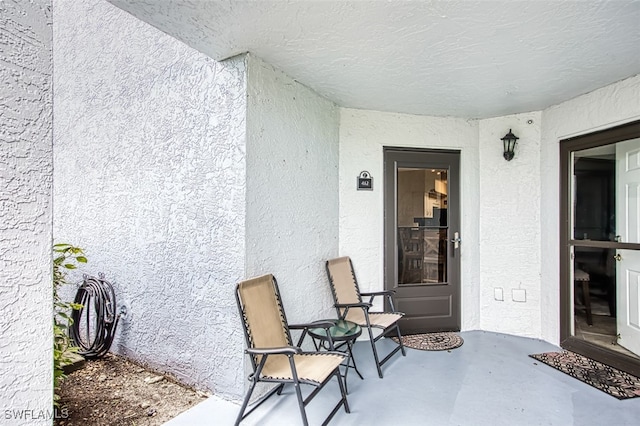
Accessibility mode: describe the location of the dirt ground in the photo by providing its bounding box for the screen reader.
[55,353,207,426]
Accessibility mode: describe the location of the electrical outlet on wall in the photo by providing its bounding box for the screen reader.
[512,288,526,302]
[494,287,504,301]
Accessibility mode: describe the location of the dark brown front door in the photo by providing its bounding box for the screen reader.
[384,148,461,333]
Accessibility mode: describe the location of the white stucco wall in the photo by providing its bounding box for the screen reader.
[478,112,542,337]
[42,0,640,406]
[245,55,340,326]
[338,110,481,330]
[341,78,639,342]
[0,0,53,422]
[53,0,246,399]
[540,74,640,344]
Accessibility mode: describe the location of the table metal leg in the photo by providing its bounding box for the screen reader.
[346,340,364,380]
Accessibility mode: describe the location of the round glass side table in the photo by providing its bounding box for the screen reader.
[308,319,364,392]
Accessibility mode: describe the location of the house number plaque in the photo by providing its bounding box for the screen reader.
[357,171,373,190]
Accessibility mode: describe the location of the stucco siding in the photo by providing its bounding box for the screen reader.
[245,55,340,326]
[53,0,247,399]
[340,79,640,342]
[338,110,481,330]
[0,0,53,420]
[478,112,543,336]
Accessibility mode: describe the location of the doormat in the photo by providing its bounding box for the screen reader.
[529,350,640,399]
[392,332,463,351]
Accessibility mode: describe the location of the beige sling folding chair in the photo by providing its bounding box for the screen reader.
[325,256,406,378]
[235,274,350,426]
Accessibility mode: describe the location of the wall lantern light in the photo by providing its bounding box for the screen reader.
[501,129,519,161]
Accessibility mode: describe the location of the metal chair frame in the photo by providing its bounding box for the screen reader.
[235,275,350,426]
[325,257,406,378]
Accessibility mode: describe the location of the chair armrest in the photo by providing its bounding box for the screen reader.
[334,302,372,321]
[246,346,302,355]
[290,322,336,347]
[361,290,395,297]
[335,302,372,309]
[289,321,335,330]
[361,291,398,312]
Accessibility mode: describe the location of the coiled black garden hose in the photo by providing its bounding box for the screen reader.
[70,274,123,359]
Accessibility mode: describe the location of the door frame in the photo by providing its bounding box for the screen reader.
[559,119,640,376]
[383,147,461,332]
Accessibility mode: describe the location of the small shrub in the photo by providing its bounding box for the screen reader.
[53,243,85,405]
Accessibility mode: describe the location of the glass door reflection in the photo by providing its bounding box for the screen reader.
[397,168,448,285]
[571,138,640,360]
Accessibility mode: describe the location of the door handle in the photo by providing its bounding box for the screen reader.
[451,232,461,249]
[613,254,622,261]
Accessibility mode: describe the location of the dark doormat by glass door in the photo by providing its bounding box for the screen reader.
[530,350,640,399]
[392,332,463,351]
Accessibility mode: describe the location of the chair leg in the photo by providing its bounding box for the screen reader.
[346,340,364,380]
[366,325,384,378]
[323,371,350,426]
[319,370,351,426]
[395,323,406,356]
[582,280,593,326]
[289,357,309,426]
[234,380,257,426]
[335,369,350,414]
[293,382,309,426]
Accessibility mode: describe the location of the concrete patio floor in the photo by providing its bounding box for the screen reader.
[165,331,640,425]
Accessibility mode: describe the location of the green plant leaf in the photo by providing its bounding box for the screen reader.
[53,242,86,408]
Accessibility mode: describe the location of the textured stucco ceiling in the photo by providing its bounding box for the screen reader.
[110,0,640,119]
